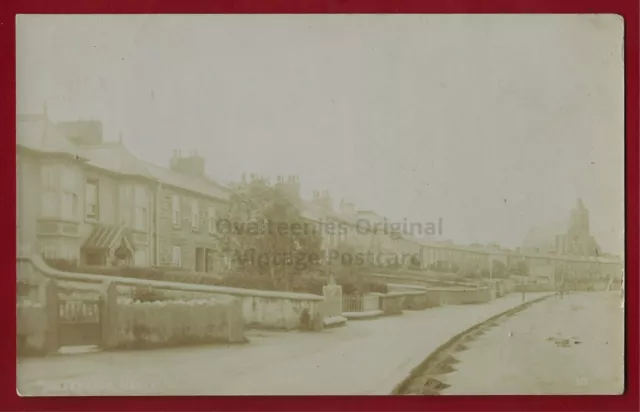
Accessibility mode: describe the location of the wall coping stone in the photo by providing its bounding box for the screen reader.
[18,255,325,302]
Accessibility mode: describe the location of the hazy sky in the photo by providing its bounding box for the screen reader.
[16,14,625,254]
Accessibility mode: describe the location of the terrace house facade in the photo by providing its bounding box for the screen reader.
[17,114,154,268]
[17,112,230,273]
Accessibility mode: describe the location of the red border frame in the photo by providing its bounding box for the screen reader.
[2,1,638,410]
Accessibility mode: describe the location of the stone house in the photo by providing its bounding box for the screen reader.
[17,113,89,262]
[145,150,229,271]
[17,113,622,281]
[17,112,230,273]
[18,113,156,268]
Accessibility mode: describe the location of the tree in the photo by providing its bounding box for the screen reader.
[491,260,508,279]
[216,177,323,291]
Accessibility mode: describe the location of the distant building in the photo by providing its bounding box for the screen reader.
[522,198,601,257]
[17,112,621,282]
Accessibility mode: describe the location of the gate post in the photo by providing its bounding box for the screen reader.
[43,280,59,354]
[100,281,118,349]
[322,276,343,317]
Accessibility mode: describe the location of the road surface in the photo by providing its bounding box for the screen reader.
[440,291,624,395]
[17,293,549,396]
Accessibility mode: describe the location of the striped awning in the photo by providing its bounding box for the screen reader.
[82,224,134,253]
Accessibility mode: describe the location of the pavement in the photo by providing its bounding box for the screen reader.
[440,291,624,395]
[17,292,550,396]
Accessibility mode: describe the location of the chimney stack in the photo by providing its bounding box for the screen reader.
[340,199,356,215]
[275,174,301,199]
[313,189,333,210]
[170,148,205,177]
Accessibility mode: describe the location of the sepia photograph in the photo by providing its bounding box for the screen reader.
[15,14,625,396]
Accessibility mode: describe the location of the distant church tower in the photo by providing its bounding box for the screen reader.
[565,198,596,256]
[569,198,590,238]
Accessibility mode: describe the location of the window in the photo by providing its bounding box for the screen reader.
[208,206,216,233]
[85,179,99,219]
[61,192,78,220]
[119,184,134,227]
[41,190,58,218]
[119,184,149,231]
[40,164,79,220]
[134,186,148,231]
[42,243,55,259]
[191,199,199,230]
[60,167,78,220]
[172,195,181,226]
[171,245,182,267]
[134,250,148,267]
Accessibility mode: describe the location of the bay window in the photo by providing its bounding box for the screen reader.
[119,184,134,227]
[40,164,79,221]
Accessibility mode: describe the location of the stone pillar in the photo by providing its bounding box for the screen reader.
[100,281,119,349]
[322,276,343,318]
[226,298,246,342]
[488,257,494,280]
[310,301,325,331]
[43,280,59,354]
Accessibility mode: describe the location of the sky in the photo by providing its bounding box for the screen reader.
[16,14,625,255]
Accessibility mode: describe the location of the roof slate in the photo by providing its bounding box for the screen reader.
[17,114,85,158]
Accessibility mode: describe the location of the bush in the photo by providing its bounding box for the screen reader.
[291,276,326,296]
[367,281,388,294]
[132,286,167,302]
[340,281,359,295]
[335,274,388,295]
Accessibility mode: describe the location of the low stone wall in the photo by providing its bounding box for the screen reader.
[115,285,325,331]
[401,291,440,310]
[17,302,49,355]
[359,294,378,311]
[425,287,496,305]
[514,284,555,293]
[235,294,324,331]
[377,292,404,315]
[112,298,245,348]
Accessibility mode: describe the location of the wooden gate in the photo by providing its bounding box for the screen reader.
[58,298,103,347]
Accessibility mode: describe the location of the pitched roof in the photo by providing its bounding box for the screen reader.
[82,223,134,252]
[68,140,229,201]
[78,142,153,178]
[16,114,85,158]
[143,161,229,201]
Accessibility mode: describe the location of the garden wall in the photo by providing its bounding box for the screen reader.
[231,294,324,331]
[425,287,496,305]
[112,297,245,348]
[17,302,49,355]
